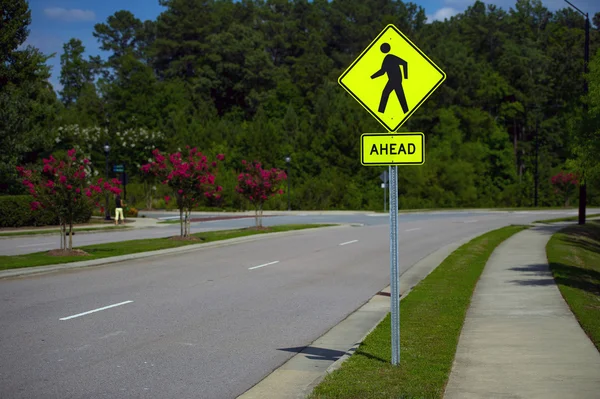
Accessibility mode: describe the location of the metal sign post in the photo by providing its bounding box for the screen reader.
[389,165,400,364]
[338,23,445,366]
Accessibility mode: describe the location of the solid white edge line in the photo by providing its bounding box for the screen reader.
[405,228,421,232]
[249,260,280,270]
[59,300,133,321]
[339,240,359,246]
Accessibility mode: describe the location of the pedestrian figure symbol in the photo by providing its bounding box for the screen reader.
[370,43,409,114]
[338,24,446,132]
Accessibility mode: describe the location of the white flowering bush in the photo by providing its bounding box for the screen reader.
[54,125,165,171]
[53,124,167,209]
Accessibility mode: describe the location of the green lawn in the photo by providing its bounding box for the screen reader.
[309,224,528,399]
[0,224,333,271]
[534,214,600,224]
[546,221,600,351]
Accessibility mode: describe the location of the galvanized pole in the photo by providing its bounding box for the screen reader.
[389,165,400,365]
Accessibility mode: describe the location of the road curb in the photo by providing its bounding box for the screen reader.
[237,232,481,399]
[0,224,349,280]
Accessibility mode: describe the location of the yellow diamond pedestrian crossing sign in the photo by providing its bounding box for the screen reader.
[338,24,446,132]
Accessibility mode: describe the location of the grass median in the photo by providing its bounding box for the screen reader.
[0,224,333,271]
[546,221,600,351]
[309,224,527,399]
[534,214,600,224]
[0,225,131,237]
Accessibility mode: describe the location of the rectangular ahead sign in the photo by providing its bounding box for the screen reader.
[361,133,424,166]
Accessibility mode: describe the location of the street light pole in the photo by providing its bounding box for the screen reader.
[565,0,589,224]
[104,142,111,221]
[285,156,291,211]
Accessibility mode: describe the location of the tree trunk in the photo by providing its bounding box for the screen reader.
[68,219,73,251]
[185,208,190,237]
[59,218,65,250]
[180,207,184,237]
[258,204,263,228]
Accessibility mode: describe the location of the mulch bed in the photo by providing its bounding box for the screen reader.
[169,236,203,241]
[47,249,90,257]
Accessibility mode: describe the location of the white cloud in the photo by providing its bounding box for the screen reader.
[427,7,460,22]
[44,7,95,22]
[439,0,596,15]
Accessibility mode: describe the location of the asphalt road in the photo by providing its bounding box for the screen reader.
[0,209,595,256]
[0,210,592,399]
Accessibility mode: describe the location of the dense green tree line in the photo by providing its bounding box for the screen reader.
[2,0,599,211]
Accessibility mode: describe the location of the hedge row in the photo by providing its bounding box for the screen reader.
[0,196,92,228]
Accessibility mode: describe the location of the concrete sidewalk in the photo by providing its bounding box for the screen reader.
[444,225,600,399]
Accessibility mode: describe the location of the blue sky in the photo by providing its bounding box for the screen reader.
[25,0,598,93]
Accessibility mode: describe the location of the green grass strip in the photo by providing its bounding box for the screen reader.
[309,224,528,399]
[0,225,131,237]
[0,224,333,271]
[534,214,600,224]
[546,221,600,351]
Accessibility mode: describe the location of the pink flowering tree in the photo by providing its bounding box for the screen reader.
[551,171,579,207]
[235,160,287,228]
[141,147,225,238]
[16,149,122,252]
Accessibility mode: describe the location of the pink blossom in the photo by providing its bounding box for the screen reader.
[59,175,67,184]
[67,148,76,157]
[217,154,225,161]
[76,188,81,193]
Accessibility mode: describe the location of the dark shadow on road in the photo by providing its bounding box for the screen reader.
[278,342,388,363]
[277,346,347,361]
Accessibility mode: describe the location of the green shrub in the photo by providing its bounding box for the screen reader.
[0,195,92,228]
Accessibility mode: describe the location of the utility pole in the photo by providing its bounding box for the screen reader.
[565,0,589,225]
